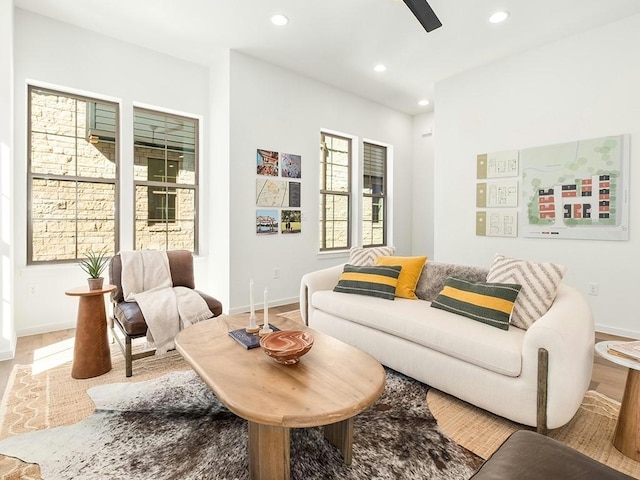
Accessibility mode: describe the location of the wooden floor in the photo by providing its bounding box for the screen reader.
[0,304,632,405]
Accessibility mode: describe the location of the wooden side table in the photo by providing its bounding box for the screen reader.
[65,284,116,379]
[595,341,640,460]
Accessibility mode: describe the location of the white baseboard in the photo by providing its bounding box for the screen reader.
[228,296,299,316]
[17,321,76,338]
[595,323,640,340]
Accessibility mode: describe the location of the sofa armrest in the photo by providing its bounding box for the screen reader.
[521,283,595,428]
[299,263,345,325]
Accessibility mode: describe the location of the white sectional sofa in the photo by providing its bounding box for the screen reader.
[300,260,594,431]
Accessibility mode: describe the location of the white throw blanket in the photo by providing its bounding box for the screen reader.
[120,251,214,355]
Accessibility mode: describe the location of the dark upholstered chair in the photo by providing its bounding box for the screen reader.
[470,430,634,480]
[108,250,223,377]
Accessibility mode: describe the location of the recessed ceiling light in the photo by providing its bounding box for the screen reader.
[418,99,430,106]
[374,64,387,73]
[489,11,510,24]
[270,14,289,26]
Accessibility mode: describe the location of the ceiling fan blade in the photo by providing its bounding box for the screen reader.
[402,0,442,32]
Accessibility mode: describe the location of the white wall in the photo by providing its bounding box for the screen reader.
[412,112,434,258]
[12,10,210,335]
[9,10,415,337]
[434,14,640,337]
[0,0,15,359]
[227,52,413,312]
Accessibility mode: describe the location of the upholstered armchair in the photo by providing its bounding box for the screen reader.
[108,250,223,376]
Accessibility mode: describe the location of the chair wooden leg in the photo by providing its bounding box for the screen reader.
[537,347,549,435]
[304,286,309,326]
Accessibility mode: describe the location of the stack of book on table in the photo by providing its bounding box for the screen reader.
[607,340,640,363]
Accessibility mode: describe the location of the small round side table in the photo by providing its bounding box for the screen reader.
[65,284,116,379]
[594,340,640,461]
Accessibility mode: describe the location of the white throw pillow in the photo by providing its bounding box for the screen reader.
[486,254,567,330]
[348,246,395,266]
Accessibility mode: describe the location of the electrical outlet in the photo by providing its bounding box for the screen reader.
[273,268,280,279]
[588,282,599,296]
[28,283,38,295]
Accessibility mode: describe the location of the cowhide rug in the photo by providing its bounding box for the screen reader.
[0,369,482,479]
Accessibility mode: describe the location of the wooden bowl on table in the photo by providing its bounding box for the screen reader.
[260,330,314,365]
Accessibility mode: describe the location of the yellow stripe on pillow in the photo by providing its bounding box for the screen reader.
[439,285,516,314]
[341,272,400,288]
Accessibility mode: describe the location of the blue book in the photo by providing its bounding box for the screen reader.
[228,324,280,349]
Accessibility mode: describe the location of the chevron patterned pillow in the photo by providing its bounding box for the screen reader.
[348,246,395,266]
[486,254,567,330]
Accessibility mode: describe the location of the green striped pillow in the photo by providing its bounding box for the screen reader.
[334,264,402,300]
[430,277,522,330]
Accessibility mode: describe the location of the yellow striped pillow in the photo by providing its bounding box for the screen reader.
[430,277,522,330]
[334,264,402,300]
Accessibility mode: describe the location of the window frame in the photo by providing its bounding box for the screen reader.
[319,131,352,251]
[362,141,387,247]
[27,85,120,265]
[132,106,200,253]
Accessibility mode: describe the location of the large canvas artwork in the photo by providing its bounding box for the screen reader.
[520,135,629,241]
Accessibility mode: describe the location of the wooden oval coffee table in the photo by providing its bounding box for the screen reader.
[175,314,386,480]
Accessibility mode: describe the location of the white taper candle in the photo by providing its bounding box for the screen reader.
[263,287,269,328]
[249,279,255,318]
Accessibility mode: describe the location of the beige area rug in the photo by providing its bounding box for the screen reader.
[0,311,303,479]
[427,388,640,479]
[0,348,189,479]
[3,309,636,479]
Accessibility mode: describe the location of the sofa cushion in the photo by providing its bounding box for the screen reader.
[334,264,402,300]
[486,254,566,330]
[312,290,524,376]
[375,255,427,299]
[348,246,395,266]
[431,277,522,330]
[415,261,489,302]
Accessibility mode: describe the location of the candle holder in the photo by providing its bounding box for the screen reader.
[246,315,260,334]
[259,322,273,336]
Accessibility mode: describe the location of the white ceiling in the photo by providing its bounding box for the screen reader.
[14,0,640,115]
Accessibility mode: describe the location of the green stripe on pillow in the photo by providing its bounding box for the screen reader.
[430,277,522,330]
[334,264,402,300]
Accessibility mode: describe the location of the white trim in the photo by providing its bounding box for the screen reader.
[316,249,349,259]
[595,323,640,340]
[26,78,122,104]
[132,101,203,122]
[17,321,76,338]
[132,101,204,253]
[0,333,17,361]
[228,296,299,316]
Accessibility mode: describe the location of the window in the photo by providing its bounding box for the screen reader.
[133,108,198,252]
[320,132,351,250]
[362,142,387,246]
[27,86,118,264]
[147,158,178,224]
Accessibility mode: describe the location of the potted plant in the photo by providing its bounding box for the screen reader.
[79,249,109,290]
